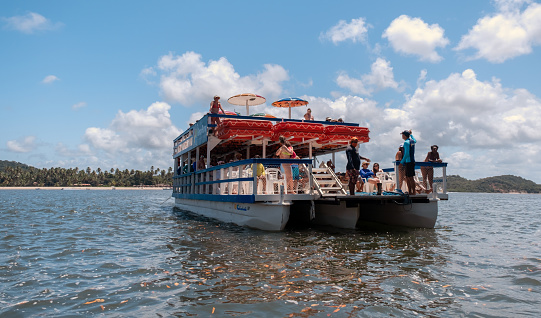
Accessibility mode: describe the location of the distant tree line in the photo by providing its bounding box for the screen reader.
[0,160,173,187]
[447,175,541,193]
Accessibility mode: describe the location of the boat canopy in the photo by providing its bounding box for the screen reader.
[173,114,370,161]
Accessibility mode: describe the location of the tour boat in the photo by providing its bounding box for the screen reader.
[172,112,448,231]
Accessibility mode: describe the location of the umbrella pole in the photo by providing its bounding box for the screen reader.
[246,100,249,116]
[288,102,292,119]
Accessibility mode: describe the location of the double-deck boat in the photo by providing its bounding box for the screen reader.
[172,112,448,231]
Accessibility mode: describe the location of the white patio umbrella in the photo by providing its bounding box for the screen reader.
[227,93,266,116]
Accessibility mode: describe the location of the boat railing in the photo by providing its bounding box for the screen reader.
[207,113,360,126]
[173,158,315,203]
[382,161,448,199]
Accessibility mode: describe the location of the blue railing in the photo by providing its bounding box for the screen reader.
[380,161,448,196]
[173,158,314,202]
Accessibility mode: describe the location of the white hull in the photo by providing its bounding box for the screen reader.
[314,197,438,229]
[174,198,291,231]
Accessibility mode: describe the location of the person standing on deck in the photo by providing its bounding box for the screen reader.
[400,130,417,195]
[345,137,370,195]
[209,95,225,127]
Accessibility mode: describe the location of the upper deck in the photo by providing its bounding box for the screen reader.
[173,114,370,161]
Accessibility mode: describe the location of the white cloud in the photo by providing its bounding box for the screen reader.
[72,102,87,110]
[455,2,541,63]
[139,67,157,84]
[84,127,127,154]
[6,136,36,153]
[42,75,59,84]
[320,17,370,44]
[268,68,541,182]
[153,51,289,106]
[383,15,449,63]
[81,102,180,169]
[2,12,62,34]
[336,58,400,95]
[404,69,541,148]
[336,73,370,96]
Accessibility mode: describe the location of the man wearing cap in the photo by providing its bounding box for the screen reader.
[400,130,417,194]
[346,137,370,195]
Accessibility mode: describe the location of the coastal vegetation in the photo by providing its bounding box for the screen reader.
[2,160,540,192]
[447,175,541,193]
[0,160,173,187]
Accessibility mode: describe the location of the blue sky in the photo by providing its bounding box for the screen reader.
[2,0,541,182]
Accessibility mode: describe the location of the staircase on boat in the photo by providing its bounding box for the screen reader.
[310,163,347,196]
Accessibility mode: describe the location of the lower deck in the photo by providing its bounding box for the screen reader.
[172,157,447,230]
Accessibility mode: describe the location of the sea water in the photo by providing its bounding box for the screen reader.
[0,190,539,317]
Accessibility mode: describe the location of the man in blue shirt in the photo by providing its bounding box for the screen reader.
[400,130,417,194]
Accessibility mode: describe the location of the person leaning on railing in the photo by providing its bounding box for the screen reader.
[421,145,442,194]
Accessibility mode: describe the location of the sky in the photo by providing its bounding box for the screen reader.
[1,0,541,182]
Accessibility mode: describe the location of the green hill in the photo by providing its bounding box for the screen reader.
[0,160,34,171]
[447,175,541,193]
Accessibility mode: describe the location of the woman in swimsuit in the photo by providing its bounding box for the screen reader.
[275,135,295,193]
[209,95,225,127]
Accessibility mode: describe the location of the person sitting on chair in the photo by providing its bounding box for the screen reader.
[359,161,382,194]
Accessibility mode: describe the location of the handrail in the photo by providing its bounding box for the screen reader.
[173,158,316,198]
[207,113,360,126]
[310,162,347,196]
[380,161,448,197]
[326,164,348,195]
[174,158,313,178]
[382,161,448,172]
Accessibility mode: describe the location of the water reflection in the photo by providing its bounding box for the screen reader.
[166,209,452,317]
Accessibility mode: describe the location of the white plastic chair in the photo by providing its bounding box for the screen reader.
[379,172,395,192]
[362,178,375,192]
[265,168,284,194]
[228,170,239,194]
[241,169,252,194]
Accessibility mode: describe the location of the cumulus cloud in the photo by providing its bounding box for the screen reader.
[255,67,541,181]
[336,58,400,95]
[82,102,180,169]
[320,17,370,44]
[404,69,541,148]
[6,136,36,153]
[153,51,289,106]
[455,1,541,63]
[383,15,449,62]
[42,75,59,84]
[2,12,62,34]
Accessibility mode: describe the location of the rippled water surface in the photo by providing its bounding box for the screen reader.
[1,190,539,317]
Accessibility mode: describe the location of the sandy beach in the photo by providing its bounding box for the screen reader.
[0,186,171,190]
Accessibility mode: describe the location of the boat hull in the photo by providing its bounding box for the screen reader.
[174,198,291,231]
[314,197,438,229]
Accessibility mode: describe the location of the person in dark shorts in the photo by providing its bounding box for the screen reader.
[345,137,370,195]
[400,130,417,194]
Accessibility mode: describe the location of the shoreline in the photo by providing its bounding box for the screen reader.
[0,186,171,191]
